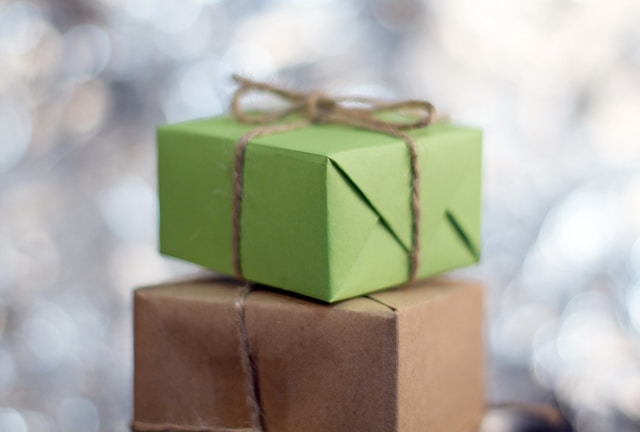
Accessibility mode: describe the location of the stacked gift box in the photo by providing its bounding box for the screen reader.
[131,78,484,432]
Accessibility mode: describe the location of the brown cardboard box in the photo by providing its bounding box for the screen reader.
[133,277,484,432]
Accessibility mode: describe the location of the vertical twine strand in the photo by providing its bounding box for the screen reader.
[231,122,310,280]
[234,284,264,432]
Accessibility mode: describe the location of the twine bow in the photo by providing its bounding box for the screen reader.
[231,74,437,282]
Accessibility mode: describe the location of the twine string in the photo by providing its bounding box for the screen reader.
[230,74,437,281]
[233,284,264,432]
[231,122,309,279]
[132,285,262,432]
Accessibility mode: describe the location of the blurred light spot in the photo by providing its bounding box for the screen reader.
[532,341,561,388]
[177,61,221,108]
[63,25,111,79]
[573,407,616,432]
[492,303,555,362]
[632,237,640,276]
[0,408,27,432]
[631,29,640,65]
[346,83,396,99]
[0,2,44,56]
[106,25,152,81]
[272,0,338,5]
[588,99,640,167]
[479,411,512,432]
[0,349,16,396]
[73,309,108,346]
[22,410,53,432]
[70,309,111,370]
[0,246,18,293]
[18,302,75,372]
[557,308,625,367]
[372,0,423,33]
[297,13,359,57]
[538,188,613,269]
[163,59,223,122]
[234,6,358,65]
[223,43,275,81]
[627,282,640,331]
[31,30,63,84]
[556,374,607,414]
[153,0,202,34]
[123,0,157,20]
[124,0,158,21]
[624,174,640,233]
[0,105,31,172]
[618,372,640,420]
[153,11,213,60]
[20,318,65,371]
[99,176,156,243]
[42,354,87,397]
[12,230,61,292]
[0,301,6,336]
[62,80,110,137]
[564,291,613,315]
[125,0,203,33]
[56,397,99,432]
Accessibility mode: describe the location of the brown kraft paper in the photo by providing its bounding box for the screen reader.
[133,276,484,432]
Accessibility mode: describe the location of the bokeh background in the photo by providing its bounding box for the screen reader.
[1,0,639,430]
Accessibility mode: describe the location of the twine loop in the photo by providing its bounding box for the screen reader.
[230,74,437,282]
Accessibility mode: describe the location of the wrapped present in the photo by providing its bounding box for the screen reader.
[132,277,484,432]
[157,77,482,302]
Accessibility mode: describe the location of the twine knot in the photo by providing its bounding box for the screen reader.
[304,90,334,123]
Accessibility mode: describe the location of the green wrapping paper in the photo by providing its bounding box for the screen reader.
[158,115,482,302]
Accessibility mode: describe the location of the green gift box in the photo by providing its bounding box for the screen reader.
[158,116,482,302]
